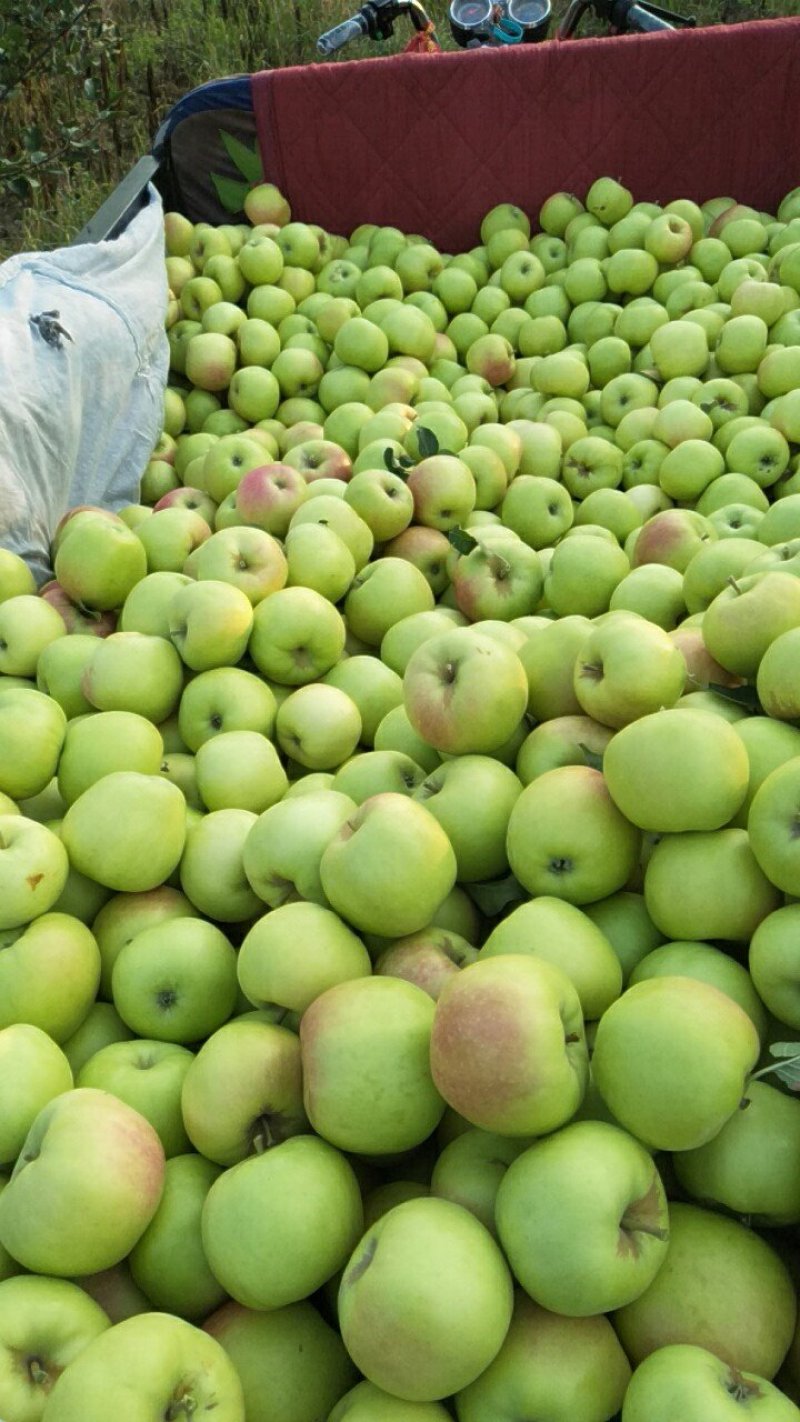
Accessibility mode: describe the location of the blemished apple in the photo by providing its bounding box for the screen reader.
[430,954,588,1135]
[0,1088,165,1276]
[338,1197,514,1402]
[0,814,69,930]
[39,1310,245,1422]
[300,975,445,1155]
[591,976,761,1152]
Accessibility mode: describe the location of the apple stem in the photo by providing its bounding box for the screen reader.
[727,575,743,595]
[28,1358,48,1386]
[748,1050,800,1085]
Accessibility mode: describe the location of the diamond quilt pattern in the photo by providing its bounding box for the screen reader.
[252,18,800,249]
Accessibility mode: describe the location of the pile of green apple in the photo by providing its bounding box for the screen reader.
[4,172,800,1422]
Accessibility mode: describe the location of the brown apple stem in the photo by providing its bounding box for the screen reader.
[488,553,512,580]
[28,1358,48,1386]
[166,1397,197,1419]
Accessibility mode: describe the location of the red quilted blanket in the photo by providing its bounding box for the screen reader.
[252,17,800,250]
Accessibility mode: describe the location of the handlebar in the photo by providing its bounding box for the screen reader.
[318,15,369,54]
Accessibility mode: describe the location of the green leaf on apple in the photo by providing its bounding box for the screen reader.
[448,528,479,557]
[210,172,250,214]
[383,449,415,480]
[707,682,762,714]
[466,873,528,918]
[749,1042,800,1091]
[219,130,264,185]
[416,426,440,459]
[578,742,604,771]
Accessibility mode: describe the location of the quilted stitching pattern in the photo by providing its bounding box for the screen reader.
[251,18,800,249]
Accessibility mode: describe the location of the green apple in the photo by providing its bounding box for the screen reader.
[702,571,800,679]
[242,789,356,909]
[749,904,800,1027]
[674,1080,800,1226]
[515,713,613,785]
[603,708,750,831]
[249,586,346,685]
[181,1016,306,1166]
[112,914,237,1042]
[204,1299,356,1422]
[276,684,361,770]
[54,521,147,613]
[194,730,287,814]
[572,615,686,729]
[0,1088,164,1276]
[319,792,456,938]
[82,632,184,725]
[0,815,69,930]
[613,1202,795,1380]
[127,1153,226,1321]
[375,928,478,1001]
[0,1273,110,1421]
[621,1343,800,1422]
[177,665,276,751]
[412,755,521,883]
[168,578,253,672]
[0,688,67,801]
[430,954,587,1135]
[496,1121,668,1316]
[0,1024,72,1166]
[0,910,100,1041]
[629,940,767,1041]
[544,534,629,616]
[201,1134,363,1309]
[338,1196,512,1402]
[481,895,622,1021]
[40,1311,244,1422]
[57,712,164,806]
[644,827,779,941]
[61,771,186,892]
[429,1129,526,1237]
[61,1001,133,1077]
[77,1038,191,1159]
[180,807,262,922]
[300,975,445,1155]
[592,976,760,1151]
[582,890,664,985]
[403,627,527,756]
[748,759,800,895]
[507,765,640,905]
[238,901,371,1016]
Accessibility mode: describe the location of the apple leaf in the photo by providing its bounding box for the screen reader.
[749,1042,800,1091]
[417,426,440,459]
[383,449,415,480]
[466,873,528,918]
[210,172,250,215]
[707,682,762,714]
[448,528,479,557]
[578,742,604,771]
[219,130,264,185]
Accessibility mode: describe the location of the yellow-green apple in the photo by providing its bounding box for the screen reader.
[403,627,527,756]
[451,536,543,622]
[194,730,287,814]
[0,1088,164,1275]
[61,1001,133,1077]
[608,563,686,628]
[168,579,253,671]
[0,815,69,930]
[702,572,800,679]
[54,521,147,612]
[518,615,591,720]
[456,1293,631,1422]
[430,954,587,1135]
[515,713,613,784]
[404,455,476,533]
[384,526,452,595]
[412,754,522,883]
[544,535,629,616]
[233,462,307,537]
[117,572,191,641]
[179,807,262,922]
[0,1024,72,1166]
[0,910,100,1042]
[134,506,211,573]
[0,688,66,800]
[682,538,764,613]
[284,523,355,601]
[481,895,622,1021]
[111,915,237,1043]
[757,629,800,721]
[730,717,800,828]
[0,550,35,602]
[375,928,478,1000]
[748,759,800,895]
[40,1311,244,1422]
[0,595,66,680]
[319,793,457,938]
[749,904,800,1027]
[238,901,371,1016]
[674,1080,800,1225]
[338,1197,513,1402]
[303,948,439,1122]
[201,434,265,504]
[249,586,346,685]
[344,468,414,541]
[81,632,184,724]
[344,558,435,647]
[506,765,640,905]
[204,1299,356,1422]
[57,712,163,806]
[572,616,686,729]
[127,1153,226,1321]
[592,976,760,1151]
[201,1134,363,1310]
[499,474,571,551]
[322,656,403,747]
[621,1343,800,1422]
[582,890,664,986]
[242,789,356,909]
[603,708,749,831]
[0,1273,110,1421]
[177,665,276,751]
[650,319,709,379]
[92,886,195,1000]
[190,527,287,606]
[276,684,361,770]
[496,1121,669,1315]
[429,1129,527,1237]
[77,1039,191,1159]
[61,771,186,893]
[331,749,424,803]
[630,940,767,1040]
[644,828,780,941]
[180,1017,306,1166]
[613,1202,796,1379]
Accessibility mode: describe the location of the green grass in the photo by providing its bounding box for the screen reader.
[3,0,798,257]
